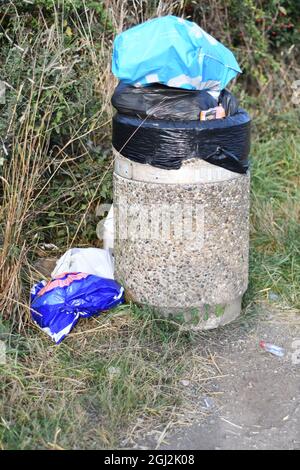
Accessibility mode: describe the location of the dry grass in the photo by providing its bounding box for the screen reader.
[0,307,220,449]
[0,0,299,450]
[0,3,115,323]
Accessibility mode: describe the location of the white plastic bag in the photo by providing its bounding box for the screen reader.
[103,205,114,251]
[51,248,114,280]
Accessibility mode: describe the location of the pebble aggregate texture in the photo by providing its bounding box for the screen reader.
[114,166,250,329]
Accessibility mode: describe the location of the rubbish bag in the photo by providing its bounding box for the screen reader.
[52,248,114,279]
[31,273,124,344]
[102,206,114,251]
[112,110,251,173]
[112,82,218,121]
[112,15,241,91]
[112,82,239,120]
[219,89,239,117]
[96,208,114,252]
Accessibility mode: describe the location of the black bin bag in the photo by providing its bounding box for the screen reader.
[112,109,251,174]
[111,82,239,121]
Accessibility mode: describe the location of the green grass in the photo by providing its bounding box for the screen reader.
[0,109,299,450]
[248,111,300,308]
[0,308,217,449]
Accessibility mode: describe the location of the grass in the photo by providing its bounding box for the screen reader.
[0,2,115,323]
[1,110,299,449]
[0,0,299,451]
[248,110,300,309]
[0,307,219,449]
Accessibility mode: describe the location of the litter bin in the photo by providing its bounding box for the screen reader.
[111,16,251,330]
[113,113,250,329]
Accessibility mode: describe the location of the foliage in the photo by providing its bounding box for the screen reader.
[0,0,299,450]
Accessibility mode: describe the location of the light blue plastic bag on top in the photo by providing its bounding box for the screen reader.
[112,15,241,91]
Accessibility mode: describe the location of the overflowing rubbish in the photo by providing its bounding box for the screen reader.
[111,82,239,121]
[31,272,124,344]
[112,110,250,173]
[52,247,114,279]
[111,16,250,174]
[219,89,239,117]
[259,341,285,358]
[112,15,241,91]
[110,16,250,329]
[200,105,226,121]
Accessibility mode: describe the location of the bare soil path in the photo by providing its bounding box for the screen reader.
[144,307,300,450]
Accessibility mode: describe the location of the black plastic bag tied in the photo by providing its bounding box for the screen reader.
[112,110,251,174]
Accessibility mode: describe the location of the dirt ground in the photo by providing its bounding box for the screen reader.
[142,306,300,450]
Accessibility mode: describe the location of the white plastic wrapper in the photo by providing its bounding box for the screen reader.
[52,247,114,280]
[103,205,114,251]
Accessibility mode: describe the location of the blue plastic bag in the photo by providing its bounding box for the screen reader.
[31,272,124,344]
[112,15,241,91]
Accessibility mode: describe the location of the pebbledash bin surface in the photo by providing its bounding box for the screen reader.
[112,105,251,330]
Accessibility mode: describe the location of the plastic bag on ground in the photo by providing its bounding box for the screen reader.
[112,15,241,91]
[31,272,124,344]
[52,247,114,279]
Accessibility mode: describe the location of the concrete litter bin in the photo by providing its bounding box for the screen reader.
[113,151,250,330]
[110,16,251,330]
